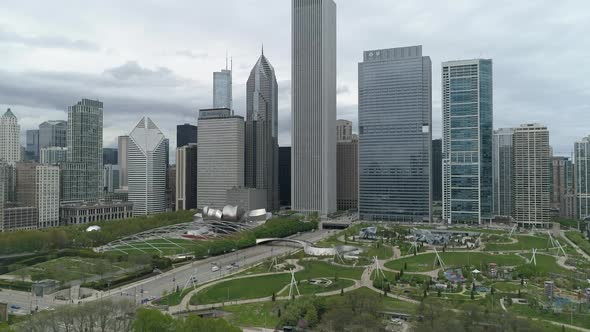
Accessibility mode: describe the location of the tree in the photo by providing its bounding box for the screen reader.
[404,262,407,270]
[272,292,276,302]
[437,289,442,297]
[470,291,475,300]
[490,286,495,295]
[340,288,344,296]
[133,308,174,332]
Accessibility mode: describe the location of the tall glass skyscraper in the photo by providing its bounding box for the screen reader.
[213,68,232,109]
[245,50,279,211]
[575,135,590,220]
[442,59,493,224]
[358,46,432,222]
[492,128,514,217]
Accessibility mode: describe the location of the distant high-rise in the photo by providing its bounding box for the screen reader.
[359,46,432,222]
[279,147,291,207]
[442,59,493,224]
[61,99,103,201]
[197,108,244,209]
[15,162,60,228]
[0,109,21,165]
[574,135,590,220]
[432,139,442,202]
[103,164,120,193]
[213,66,232,109]
[118,135,130,190]
[176,143,198,211]
[103,148,118,165]
[127,117,168,216]
[245,50,279,211]
[552,156,574,211]
[25,130,40,161]
[292,0,337,215]
[337,134,358,211]
[512,124,551,227]
[39,120,67,148]
[336,120,353,142]
[176,123,198,148]
[493,128,514,217]
[40,147,67,164]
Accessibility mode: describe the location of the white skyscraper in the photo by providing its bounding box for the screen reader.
[213,66,232,109]
[128,117,168,216]
[0,109,22,165]
[37,165,60,228]
[197,108,244,209]
[118,135,130,190]
[291,0,337,215]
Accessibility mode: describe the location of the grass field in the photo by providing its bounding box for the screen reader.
[6,256,137,282]
[484,235,549,251]
[520,253,572,276]
[508,300,590,330]
[154,289,192,306]
[325,286,418,314]
[280,278,355,296]
[565,231,590,256]
[107,238,197,256]
[222,301,281,329]
[296,260,364,280]
[190,273,291,305]
[384,252,525,272]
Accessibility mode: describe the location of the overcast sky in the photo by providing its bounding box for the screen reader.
[1,0,588,159]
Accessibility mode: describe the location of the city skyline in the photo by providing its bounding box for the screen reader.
[0,1,588,158]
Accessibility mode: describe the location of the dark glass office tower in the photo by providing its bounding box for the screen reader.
[279,147,291,207]
[358,46,432,222]
[176,123,197,148]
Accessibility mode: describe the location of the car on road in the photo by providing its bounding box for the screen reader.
[225,265,233,270]
[10,304,21,310]
[211,265,220,272]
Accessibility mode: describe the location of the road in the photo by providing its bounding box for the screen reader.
[0,229,332,313]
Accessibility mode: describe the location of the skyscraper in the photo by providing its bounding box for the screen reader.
[61,99,103,201]
[176,123,198,148]
[432,139,442,202]
[0,109,21,165]
[175,143,198,211]
[197,108,244,209]
[39,120,67,149]
[492,128,514,217]
[245,50,279,211]
[103,148,118,165]
[127,117,168,216]
[337,131,358,211]
[442,59,493,224]
[118,135,130,190]
[336,119,353,142]
[25,129,39,161]
[103,164,120,193]
[574,135,590,220]
[40,147,67,164]
[15,162,60,228]
[291,0,337,215]
[358,46,432,222]
[213,66,232,109]
[552,156,574,211]
[512,124,551,227]
[279,146,291,207]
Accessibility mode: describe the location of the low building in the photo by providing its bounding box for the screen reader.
[60,200,133,225]
[1,206,37,231]
[226,187,266,211]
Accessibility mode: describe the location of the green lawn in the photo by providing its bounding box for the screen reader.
[6,256,137,283]
[154,289,192,306]
[295,260,364,280]
[519,253,572,276]
[565,231,590,256]
[508,301,590,330]
[325,286,418,314]
[281,278,355,296]
[384,252,525,272]
[107,238,197,256]
[364,245,394,259]
[190,273,291,305]
[222,301,281,329]
[484,235,549,251]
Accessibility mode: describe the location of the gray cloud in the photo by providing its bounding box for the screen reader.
[0,26,99,51]
[176,50,208,59]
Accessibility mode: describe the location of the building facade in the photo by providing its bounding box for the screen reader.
[127,117,168,216]
[512,124,551,227]
[26,129,40,161]
[103,164,120,193]
[552,156,574,213]
[213,68,232,109]
[60,201,133,225]
[575,135,590,220]
[103,148,118,165]
[0,109,21,165]
[279,146,291,207]
[492,128,514,217]
[62,99,103,201]
[118,135,129,190]
[432,139,442,202]
[336,119,353,142]
[39,120,67,149]
[176,123,198,149]
[175,143,198,211]
[359,46,432,222]
[291,0,337,215]
[442,59,493,224]
[197,108,244,209]
[337,136,358,211]
[40,147,67,164]
[15,163,60,228]
[1,206,37,232]
[245,51,279,211]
